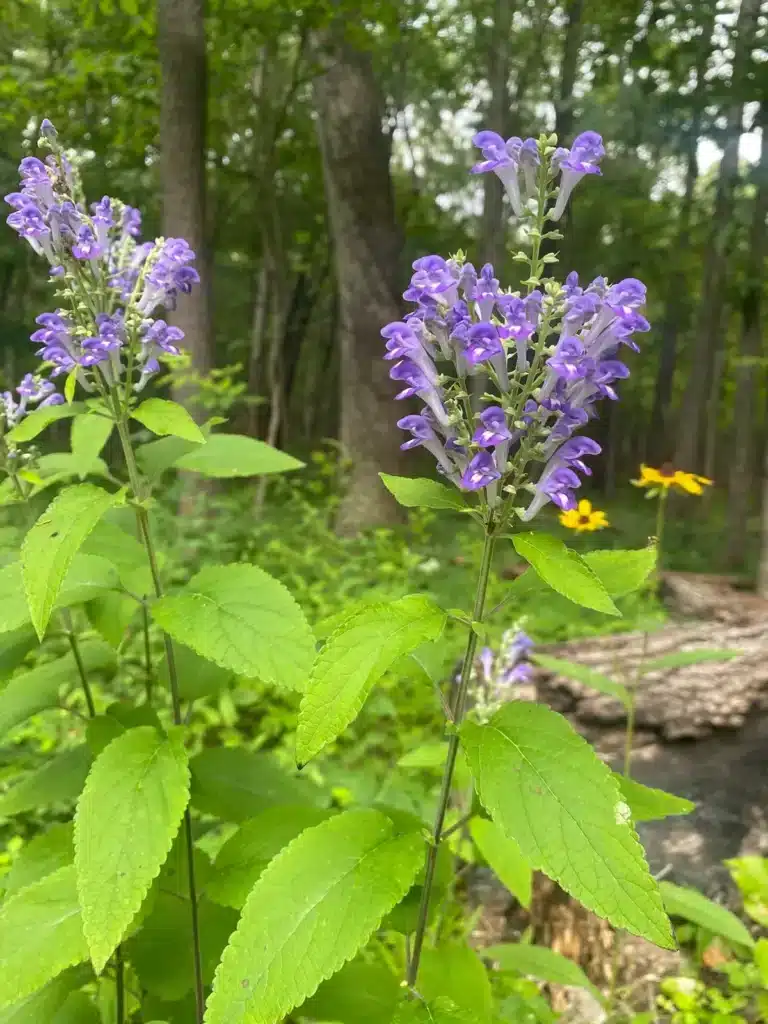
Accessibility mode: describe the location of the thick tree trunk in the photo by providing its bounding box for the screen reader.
[313,29,406,535]
[157,0,212,407]
[727,104,768,568]
[673,0,760,472]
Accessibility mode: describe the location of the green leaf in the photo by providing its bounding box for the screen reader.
[755,937,768,986]
[398,742,449,770]
[136,436,199,481]
[511,533,619,616]
[532,653,630,706]
[0,627,37,683]
[81,519,152,594]
[64,368,77,404]
[0,865,87,1010]
[173,433,303,477]
[726,857,768,928]
[418,943,493,1022]
[461,702,673,947]
[0,562,37,635]
[0,640,116,739]
[0,745,91,817]
[51,990,100,1023]
[470,817,532,908]
[71,414,114,468]
[297,595,446,764]
[3,823,74,898]
[379,474,466,511]
[190,747,324,823]
[0,968,86,1024]
[204,809,423,1024]
[660,881,754,948]
[392,999,477,1024]
[158,641,233,701]
[152,564,315,691]
[6,403,86,443]
[641,649,741,674]
[300,959,401,1024]
[22,484,121,638]
[74,726,190,972]
[86,593,137,648]
[131,399,205,444]
[615,776,694,822]
[485,943,603,1001]
[581,547,657,597]
[207,806,333,909]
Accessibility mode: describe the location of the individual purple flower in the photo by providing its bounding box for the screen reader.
[458,262,478,301]
[590,359,630,400]
[471,131,524,216]
[381,321,438,383]
[605,277,646,315]
[522,465,581,520]
[140,318,185,357]
[390,358,450,428]
[91,196,114,249]
[72,224,103,261]
[546,336,591,382]
[463,322,503,366]
[543,435,602,475]
[6,203,55,261]
[518,138,540,197]
[404,255,459,307]
[524,289,543,327]
[121,205,142,238]
[472,263,499,320]
[562,271,581,298]
[551,131,605,221]
[461,450,501,491]
[473,406,512,447]
[562,291,601,334]
[137,238,200,314]
[19,157,54,208]
[397,412,460,479]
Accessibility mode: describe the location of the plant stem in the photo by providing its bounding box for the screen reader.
[622,694,636,779]
[406,525,496,989]
[655,489,668,583]
[61,608,97,718]
[115,943,125,1024]
[141,601,153,704]
[112,408,205,1024]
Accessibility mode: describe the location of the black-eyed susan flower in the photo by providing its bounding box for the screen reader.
[633,463,713,496]
[559,498,609,532]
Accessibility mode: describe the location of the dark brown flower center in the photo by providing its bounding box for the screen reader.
[659,462,675,478]
[578,514,591,524]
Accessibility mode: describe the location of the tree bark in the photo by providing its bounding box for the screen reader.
[313,28,406,535]
[727,104,768,568]
[673,0,760,472]
[553,0,584,145]
[157,0,212,407]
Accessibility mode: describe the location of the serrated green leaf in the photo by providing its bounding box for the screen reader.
[0,640,115,739]
[533,653,630,706]
[81,519,152,594]
[660,881,754,948]
[71,414,114,468]
[379,473,466,510]
[204,809,423,1024]
[615,776,694,822]
[0,968,86,1024]
[35,452,110,483]
[0,865,88,1010]
[207,806,333,909]
[6,403,86,443]
[297,596,446,764]
[84,704,162,758]
[152,563,315,691]
[190,747,325,823]
[136,436,199,481]
[641,649,740,674]
[512,533,619,616]
[461,702,673,947]
[470,817,532,908]
[158,641,233,701]
[581,547,657,597]
[300,959,401,1024]
[131,399,205,444]
[74,726,190,973]
[22,485,121,638]
[173,433,303,477]
[0,745,91,817]
[3,823,74,898]
[418,943,493,1022]
[485,943,603,1001]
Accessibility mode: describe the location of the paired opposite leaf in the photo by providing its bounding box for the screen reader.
[7,403,86,443]
[379,474,466,511]
[615,776,695,822]
[533,653,630,707]
[74,725,190,973]
[21,484,121,638]
[461,702,674,947]
[485,943,603,1002]
[470,817,532,909]
[71,414,114,469]
[204,809,423,1024]
[297,595,446,765]
[173,433,303,477]
[581,547,657,597]
[660,881,754,948]
[152,563,315,691]
[131,399,205,444]
[512,533,619,616]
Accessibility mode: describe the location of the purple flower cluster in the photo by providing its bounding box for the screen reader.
[3,118,199,399]
[2,374,63,428]
[471,629,535,715]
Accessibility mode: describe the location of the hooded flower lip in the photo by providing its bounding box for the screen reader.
[473,405,513,447]
[463,322,504,366]
[461,450,501,491]
[560,498,609,532]
[550,130,605,221]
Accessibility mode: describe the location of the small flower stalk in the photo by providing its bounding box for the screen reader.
[382,131,648,529]
[471,628,535,721]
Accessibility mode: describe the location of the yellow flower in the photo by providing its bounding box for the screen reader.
[559,499,609,532]
[632,463,713,495]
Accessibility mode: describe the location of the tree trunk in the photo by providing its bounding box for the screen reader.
[157,0,212,408]
[313,28,406,535]
[673,0,760,472]
[553,0,584,144]
[730,104,768,568]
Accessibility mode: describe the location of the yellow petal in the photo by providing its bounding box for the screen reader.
[578,498,592,515]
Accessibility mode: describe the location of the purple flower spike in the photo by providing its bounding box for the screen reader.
[472,263,499,320]
[471,131,524,216]
[461,450,501,491]
[551,131,605,221]
[473,405,512,447]
[464,322,503,366]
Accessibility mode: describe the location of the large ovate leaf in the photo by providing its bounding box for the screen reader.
[615,776,695,822]
[0,745,91,817]
[0,968,86,1023]
[3,822,74,898]
[660,881,754,948]
[7,403,86,443]
[379,473,466,511]
[0,640,115,739]
[641,648,740,673]
[511,533,619,616]
[581,547,657,597]
[152,563,314,691]
[204,809,423,1024]
[74,725,190,973]
[0,865,88,1010]
[297,595,446,765]
[418,943,493,1022]
[190,747,324,823]
[533,653,630,706]
[132,398,205,444]
[173,433,303,477]
[485,943,603,1001]
[207,805,333,909]
[136,435,199,481]
[300,959,401,1024]
[461,702,673,947]
[470,817,532,908]
[71,414,114,472]
[22,484,121,638]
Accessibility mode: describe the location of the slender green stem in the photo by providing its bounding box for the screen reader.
[406,525,496,989]
[61,609,97,718]
[622,695,636,779]
[141,601,153,704]
[115,943,125,1024]
[655,490,668,583]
